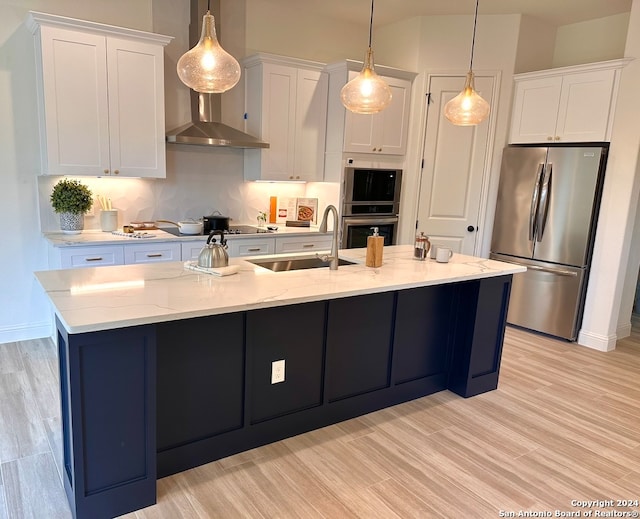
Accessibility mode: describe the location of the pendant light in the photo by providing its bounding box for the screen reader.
[340,0,392,114]
[177,0,241,93]
[444,0,490,126]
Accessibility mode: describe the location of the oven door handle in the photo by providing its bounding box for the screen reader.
[342,216,399,225]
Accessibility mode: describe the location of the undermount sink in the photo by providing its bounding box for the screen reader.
[248,256,357,272]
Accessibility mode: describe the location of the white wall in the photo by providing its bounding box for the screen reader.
[244,0,364,64]
[553,13,630,68]
[513,15,556,73]
[579,0,640,349]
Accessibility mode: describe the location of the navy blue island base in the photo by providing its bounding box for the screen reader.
[55,275,512,518]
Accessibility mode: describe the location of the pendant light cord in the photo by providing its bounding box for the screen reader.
[207,0,211,11]
[368,0,374,48]
[469,0,479,71]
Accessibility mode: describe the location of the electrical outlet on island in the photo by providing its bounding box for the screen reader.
[271,359,285,384]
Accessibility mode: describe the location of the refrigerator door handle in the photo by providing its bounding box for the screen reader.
[529,163,545,241]
[526,263,577,277]
[535,163,553,242]
[496,257,578,277]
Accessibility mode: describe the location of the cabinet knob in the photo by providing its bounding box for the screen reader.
[114,169,120,175]
[103,169,109,175]
[547,137,553,141]
[554,136,561,141]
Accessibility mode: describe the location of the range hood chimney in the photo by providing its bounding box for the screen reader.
[166,0,268,148]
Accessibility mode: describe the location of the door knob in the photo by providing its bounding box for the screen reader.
[467,225,477,232]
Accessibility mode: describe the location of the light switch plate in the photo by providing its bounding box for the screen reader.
[271,359,285,384]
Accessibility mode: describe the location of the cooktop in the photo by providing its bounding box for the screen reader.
[160,225,273,237]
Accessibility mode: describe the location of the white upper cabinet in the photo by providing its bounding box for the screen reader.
[343,74,412,155]
[26,12,172,178]
[244,54,329,181]
[325,61,415,157]
[509,59,631,144]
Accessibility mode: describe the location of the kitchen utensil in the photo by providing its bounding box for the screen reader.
[203,212,230,233]
[156,219,204,235]
[197,231,229,268]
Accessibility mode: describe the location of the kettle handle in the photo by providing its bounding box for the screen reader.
[207,230,227,247]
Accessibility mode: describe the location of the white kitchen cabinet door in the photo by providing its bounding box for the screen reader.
[555,69,616,142]
[244,54,328,181]
[227,237,275,257]
[28,12,171,178]
[124,242,181,264]
[106,37,167,178]
[293,68,329,180]
[37,26,111,176]
[343,75,412,155]
[509,76,562,144]
[509,60,628,144]
[274,235,332,254]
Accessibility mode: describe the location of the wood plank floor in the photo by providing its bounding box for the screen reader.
[1,321,639,519]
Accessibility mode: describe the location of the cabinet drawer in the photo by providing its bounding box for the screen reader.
[274,235,332,253]
[124,242,181,264]
[181,241,207,261]
[59,245,125,268]
[227,238,275,257]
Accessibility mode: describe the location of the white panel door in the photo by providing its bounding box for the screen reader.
[106,37,166,178]
[294,69,328,180]
[556,69,615,142]
[416,74,496,255]
[509,76,562,144]
[39,26,110,175]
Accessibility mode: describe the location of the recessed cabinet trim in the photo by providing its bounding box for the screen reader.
[509,58,632,144]
[26,11,172,178]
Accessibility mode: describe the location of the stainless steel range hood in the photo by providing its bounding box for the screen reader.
[166,0,268,149]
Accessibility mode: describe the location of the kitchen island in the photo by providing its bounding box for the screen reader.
[35,245,525,519]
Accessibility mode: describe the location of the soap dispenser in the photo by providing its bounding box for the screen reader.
[366,227,384,267]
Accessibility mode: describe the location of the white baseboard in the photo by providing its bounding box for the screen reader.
[616,321,632,340]
[0,320,54,345]
[577,328,617,351]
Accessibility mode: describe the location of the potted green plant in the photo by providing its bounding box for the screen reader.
[50,178,93,234]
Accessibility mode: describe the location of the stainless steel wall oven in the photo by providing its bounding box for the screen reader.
[341,167,402,248]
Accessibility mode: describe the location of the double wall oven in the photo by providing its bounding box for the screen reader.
[341,167,402,249]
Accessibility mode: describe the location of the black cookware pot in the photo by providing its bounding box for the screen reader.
[203,213,230,233]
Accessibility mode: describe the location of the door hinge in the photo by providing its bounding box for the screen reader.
[415,219,419,230]
[426,92,432,104]
[421,158,425,169]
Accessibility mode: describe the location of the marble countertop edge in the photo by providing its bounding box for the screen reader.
[36,245,526,334]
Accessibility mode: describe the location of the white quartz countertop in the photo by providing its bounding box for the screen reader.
[44,225,328,246]
[35,245,526,334]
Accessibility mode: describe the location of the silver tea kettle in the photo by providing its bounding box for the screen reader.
[197,231,229,268]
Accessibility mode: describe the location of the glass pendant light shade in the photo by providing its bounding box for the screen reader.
[444,71,490,126]
[341,48,392,114]
[444,0,490,126]
[177,10,241,93]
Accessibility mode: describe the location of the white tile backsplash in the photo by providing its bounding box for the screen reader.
[38,146,340,232]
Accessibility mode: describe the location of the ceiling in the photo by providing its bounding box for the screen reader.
[296,0,632,28]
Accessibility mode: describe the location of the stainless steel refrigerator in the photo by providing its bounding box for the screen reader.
[490,145,608,340]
